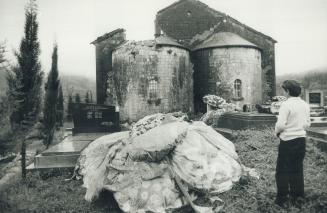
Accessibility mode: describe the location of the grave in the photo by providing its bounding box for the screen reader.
[307,127,327,152]
[28,103,121,170]
[310,116,327,127]
[72,103,120,134]
[28,132,107,169]
[305,89,324,107]
[216,111,277,130]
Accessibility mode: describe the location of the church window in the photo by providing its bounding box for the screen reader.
[234,79,242,99]
[148,79,158,100]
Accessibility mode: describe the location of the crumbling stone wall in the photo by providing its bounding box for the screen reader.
[109,42,193,122]
[193,47,262,112]
[155,0,223,43]
[93,30,125,104]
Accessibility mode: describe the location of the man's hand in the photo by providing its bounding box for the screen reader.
[276,132,281,138]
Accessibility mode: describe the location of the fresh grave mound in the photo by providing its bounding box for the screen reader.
[75,113,255,213]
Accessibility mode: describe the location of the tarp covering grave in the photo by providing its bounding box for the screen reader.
[75,113,253,212]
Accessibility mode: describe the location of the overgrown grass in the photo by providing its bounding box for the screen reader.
[218,128,327,213]
[0,169,121,213]
[0,129,326,213]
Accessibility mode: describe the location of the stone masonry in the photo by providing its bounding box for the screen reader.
[109,41,193,122]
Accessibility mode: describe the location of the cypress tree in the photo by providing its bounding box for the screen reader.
[74,93,81,103]
[67,93,73,120]
[85,91,90,103]
[56,85,64,126]
[9,0,43,127]
[0,41,7,66]
[43,44,59,148]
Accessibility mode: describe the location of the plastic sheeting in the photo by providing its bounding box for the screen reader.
[128,121,189,162]
[77,117,247,212]
[171,122,242,193]
[75,131,130,201]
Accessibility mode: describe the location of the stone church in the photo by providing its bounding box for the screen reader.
[91,0,276,122]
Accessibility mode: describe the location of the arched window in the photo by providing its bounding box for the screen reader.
[148,79,158,100]
[234,79,242,99]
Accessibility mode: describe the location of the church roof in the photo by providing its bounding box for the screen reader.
[155,35,188,49]
[91,28,125,44]
[157,0,276,43]
[193,32,260,51]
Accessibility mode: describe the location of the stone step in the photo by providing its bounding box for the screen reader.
[33,153,80,169]
[27,132,107,170]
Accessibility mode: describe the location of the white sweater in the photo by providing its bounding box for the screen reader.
[275,97,311,141]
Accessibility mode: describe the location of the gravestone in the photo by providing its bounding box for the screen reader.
[305,90,324,107]
[72,103,120,134]
[217,112,277,130]
[307,127,327,152]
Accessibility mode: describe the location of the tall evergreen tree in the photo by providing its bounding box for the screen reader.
[0,41,7,66]
[74,93,81,103]
[67,93,73,120]
[8,0,43,127]
[84,91,90,103]
[56,84,64,126]
[43,44,59,147]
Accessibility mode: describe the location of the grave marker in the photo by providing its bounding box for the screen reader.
[72,103,120,134]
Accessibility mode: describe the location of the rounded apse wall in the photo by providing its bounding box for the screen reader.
[109,42,193,122]
[193,46,262,113]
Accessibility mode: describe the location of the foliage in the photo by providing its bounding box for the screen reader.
[7,0,43,128]
[74,93,81,103]
[67,93,73,120]
[43,44,60,148]
[56,84,64,126]
[262,68,273,102]
[276,69,327,96]
[0,41,9,68]
[84,91,92,103]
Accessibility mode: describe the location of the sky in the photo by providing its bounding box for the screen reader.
[0,0,327,79]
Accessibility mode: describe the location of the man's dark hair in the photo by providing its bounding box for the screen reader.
[282,80,302,97]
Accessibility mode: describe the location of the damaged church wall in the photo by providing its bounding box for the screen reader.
[193,47,262,112]
[155,0,223,42]
[155,0,276,101]
[92,29,126,104]
[109,42,193,122]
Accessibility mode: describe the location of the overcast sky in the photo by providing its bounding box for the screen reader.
[1,0,327,79]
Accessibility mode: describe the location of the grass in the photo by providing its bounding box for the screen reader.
[0,169,121,213]
[219,128,327,213]
[0,128,326,213]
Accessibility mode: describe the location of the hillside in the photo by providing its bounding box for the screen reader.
[0,72,96,103]
[276,68,327,95]
[60,74,96,102]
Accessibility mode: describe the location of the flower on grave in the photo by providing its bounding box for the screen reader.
[203,95,226,108]
[271,96,287,102]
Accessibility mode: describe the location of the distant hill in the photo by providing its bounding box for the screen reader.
[60,74,96,103]
[276,68,327,95]
[0,71,96,103]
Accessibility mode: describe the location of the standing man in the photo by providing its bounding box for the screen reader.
[274,80,311,207]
